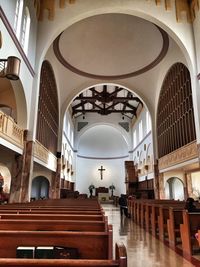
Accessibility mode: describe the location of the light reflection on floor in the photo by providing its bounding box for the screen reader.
[102,204,196,267]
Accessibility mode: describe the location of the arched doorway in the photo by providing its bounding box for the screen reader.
[31,176,50,200]
[165,177,184,200]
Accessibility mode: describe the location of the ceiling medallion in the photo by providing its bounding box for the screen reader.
[53,26,169,80]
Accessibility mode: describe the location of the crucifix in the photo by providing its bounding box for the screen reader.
[98,166,105,180]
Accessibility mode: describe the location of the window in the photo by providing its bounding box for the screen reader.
[133,130,137,148]
[67,121,71,140]
[146,111,151,133]
[71,130,74,147]
[14,0,24,39]
[139,121,143,142]
[21,7,31,54]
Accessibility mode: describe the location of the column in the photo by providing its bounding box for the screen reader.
[51,152,61,199]
[154,159,160,199]
[10,132,34,203]
[183,172,189,200]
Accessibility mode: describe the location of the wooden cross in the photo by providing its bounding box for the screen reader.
[98,166,105,180]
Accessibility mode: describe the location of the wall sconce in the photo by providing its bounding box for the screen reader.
[0,56,21,80]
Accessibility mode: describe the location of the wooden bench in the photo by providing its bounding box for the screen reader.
[180,210,200,257]
[0,214,105,221]
[0,227,113,259]
[0,209,103,215]
[0,219,107,231]
[158,205,184,242]
[0,243,126,267]
[9,199,101,207]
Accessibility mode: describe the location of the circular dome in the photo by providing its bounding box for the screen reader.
[53,13,169,79]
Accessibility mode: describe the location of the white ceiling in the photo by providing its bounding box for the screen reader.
[58,14,163,77]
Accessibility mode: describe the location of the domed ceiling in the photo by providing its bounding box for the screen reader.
[53,13,169,80]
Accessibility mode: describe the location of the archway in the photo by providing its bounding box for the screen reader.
[31,176,50,200]
[165,177,184,200]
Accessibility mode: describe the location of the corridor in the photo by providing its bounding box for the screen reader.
[102,204,198,267]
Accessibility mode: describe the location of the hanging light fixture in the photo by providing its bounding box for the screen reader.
[0,56,21,80]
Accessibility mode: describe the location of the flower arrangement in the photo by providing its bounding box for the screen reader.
[109,184,115,197]
[88,184,95,190]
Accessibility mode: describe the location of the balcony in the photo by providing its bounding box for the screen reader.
[158,141,198,170]
[0,110,24,148]
[34,140,57,171]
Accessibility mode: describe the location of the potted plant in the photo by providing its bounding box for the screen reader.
[109,184,115,197]
[88,184,95,198]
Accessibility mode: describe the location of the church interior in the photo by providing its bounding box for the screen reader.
[1,0,200,266]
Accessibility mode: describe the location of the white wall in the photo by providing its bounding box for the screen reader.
[75,125,128,196]
[131,107,154,181]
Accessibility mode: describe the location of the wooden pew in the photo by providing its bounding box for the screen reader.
[0,209,103,215]
[158,204,185,241]
[5,199,101,208]
[167,208,184,248]
[0,214,105,221]
[180,210,200,257]
[0,219,107,231]
[0,228,113,259]
[0,243,127,267]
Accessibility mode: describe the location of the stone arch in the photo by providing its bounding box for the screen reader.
[165,177,184,200]
[0,77,27,128]
[31,176,50,200]
[0,163,11,194]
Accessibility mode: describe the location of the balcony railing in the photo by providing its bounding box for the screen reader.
[0,110,24,148]
[34,140,57,171]
[158,141,198,170]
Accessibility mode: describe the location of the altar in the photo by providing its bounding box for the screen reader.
[95,187,108,196]
[98,192,110,202]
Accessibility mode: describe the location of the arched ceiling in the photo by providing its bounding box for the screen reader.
[45,9,187,115]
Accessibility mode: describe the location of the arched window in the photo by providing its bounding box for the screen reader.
[146,111,151,133]
[139,121,143,142]
[21,7,31,54]
[14,0,24,39]
[133,130,137,148]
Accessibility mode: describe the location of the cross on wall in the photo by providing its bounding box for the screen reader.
[98,166,105,180]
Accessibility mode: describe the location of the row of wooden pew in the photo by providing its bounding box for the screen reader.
[0,198,127,267]
[128,198,200,258]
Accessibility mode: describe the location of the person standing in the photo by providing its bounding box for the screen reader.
[119,194,128,217]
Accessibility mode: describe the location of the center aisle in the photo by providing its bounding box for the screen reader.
[102,204,196,267]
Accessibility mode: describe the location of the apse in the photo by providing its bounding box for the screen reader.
[76,124,129,196]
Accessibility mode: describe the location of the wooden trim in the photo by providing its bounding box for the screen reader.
[0,6,35,77]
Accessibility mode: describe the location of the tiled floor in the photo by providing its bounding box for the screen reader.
[102,204,198,267]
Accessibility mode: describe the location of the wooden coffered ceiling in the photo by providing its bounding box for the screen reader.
[71,85,143,118]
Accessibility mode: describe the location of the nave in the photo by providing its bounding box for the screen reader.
[103,205,199,267]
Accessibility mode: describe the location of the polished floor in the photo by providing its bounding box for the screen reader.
[102,204,199,267]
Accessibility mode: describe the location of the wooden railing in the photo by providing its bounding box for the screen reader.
[158,141,198,170]
[0,110,24,148]
[34,140,57,171]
